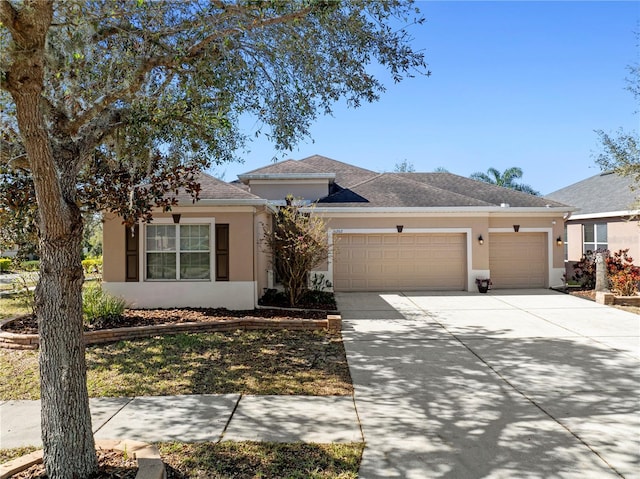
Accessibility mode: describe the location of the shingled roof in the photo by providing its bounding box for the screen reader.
[176,172,262,203]
[232,156,572,209]
[545,171,638,215]
[317,172,565,208]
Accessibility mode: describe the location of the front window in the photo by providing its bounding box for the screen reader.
[583,223,607,253]
[146,224,210,280]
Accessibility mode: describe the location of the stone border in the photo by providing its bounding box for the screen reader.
[0,314,342,350]
[595,292,640,306]
[0,439,165,479]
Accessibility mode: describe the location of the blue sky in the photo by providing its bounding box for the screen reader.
[218,1,639,195]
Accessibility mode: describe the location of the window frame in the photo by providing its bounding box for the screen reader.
[143,218,214,282]
[582,222,608,254]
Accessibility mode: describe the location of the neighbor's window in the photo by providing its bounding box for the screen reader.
[583,223,607,253]
[146,224,210,280]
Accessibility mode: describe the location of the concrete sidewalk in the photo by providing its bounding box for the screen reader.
[0,394,362,448]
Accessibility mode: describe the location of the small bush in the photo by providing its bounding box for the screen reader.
[82,257,103,274]
[11,272,38,316]
[83,283,126,325]
[19,260,40,272]
[0,258,12,273]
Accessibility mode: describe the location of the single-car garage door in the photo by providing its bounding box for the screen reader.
[333,233,466,291]
[489,232,547,288]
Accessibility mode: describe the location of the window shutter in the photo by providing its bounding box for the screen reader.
[215,224,229,281]
[125,225,139,282]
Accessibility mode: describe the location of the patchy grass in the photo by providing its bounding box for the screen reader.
[159,441,364,479]
[0,296,30,320]
[0,446,39,464]
[0,330,352,400]
[0,443,363,478]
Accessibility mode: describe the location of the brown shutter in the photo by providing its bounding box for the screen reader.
[125,225,139,282]
[215,224,229,281]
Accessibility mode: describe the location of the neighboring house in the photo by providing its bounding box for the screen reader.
[103,155,572,309]
[545,171,639,274]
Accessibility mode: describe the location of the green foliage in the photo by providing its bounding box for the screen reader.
[18,260,40,272]
[81,257,103,275]
[0,257,11,272]
[82,283,127,325]
[263,199,330,307]
[470,167,540,195]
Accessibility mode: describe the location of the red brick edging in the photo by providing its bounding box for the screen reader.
[0,314,342,350]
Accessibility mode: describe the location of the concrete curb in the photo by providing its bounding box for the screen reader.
[0,439,165,479]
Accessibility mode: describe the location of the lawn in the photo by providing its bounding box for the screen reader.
[1,442,364,478]
[0,329,352,400]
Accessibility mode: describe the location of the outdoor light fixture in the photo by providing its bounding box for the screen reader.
[172,213,181,224]
[557,236,563,246]
[478,235,484,245]
[513,224,520,232]
[396,225,404,233]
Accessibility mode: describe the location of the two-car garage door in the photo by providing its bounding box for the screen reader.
[333,231,548,291]
[333,233,466,292]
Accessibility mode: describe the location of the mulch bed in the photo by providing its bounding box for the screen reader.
[3,308,330,335]
[10,449,137,479]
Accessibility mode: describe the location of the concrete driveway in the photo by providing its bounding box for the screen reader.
[337,290,640,479]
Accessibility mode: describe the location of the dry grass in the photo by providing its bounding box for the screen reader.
[160,441,364,479]
[0,330,352,400]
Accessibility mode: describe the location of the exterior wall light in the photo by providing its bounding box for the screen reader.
[172,213,181,224]
[556,236,563,246]
[478,235,484,245]
[513,224,520,232]
[396,225,404,233]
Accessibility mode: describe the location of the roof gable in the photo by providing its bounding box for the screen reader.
[545,172,637,215]
[299,155,378,188]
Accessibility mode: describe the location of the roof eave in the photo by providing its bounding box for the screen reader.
[303,206,575,215]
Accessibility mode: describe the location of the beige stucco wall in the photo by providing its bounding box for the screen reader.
[316,213,566,272]
[249,180,329,202]
[566,218,640,263]
[102,207,259,283]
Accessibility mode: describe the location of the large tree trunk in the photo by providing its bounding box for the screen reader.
[2,3,98,477]
[37,212,97,479]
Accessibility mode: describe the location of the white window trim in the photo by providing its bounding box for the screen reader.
[582,223,608,254]
[142,217,215,282]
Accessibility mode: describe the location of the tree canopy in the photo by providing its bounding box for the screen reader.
[469,167,540,195]
[593,44,639,198]
[0,1,427,477]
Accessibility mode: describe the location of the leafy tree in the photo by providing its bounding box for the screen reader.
[264,197,330,307]
[593,43,639,201]
[433,166,450,172]
[0,1,426,477]
[469,167,540,195]
[394,159,415,172]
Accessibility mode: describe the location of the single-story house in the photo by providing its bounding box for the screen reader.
[103,155,572,309]
[545,171,639,274]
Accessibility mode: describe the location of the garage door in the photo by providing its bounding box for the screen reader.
[333,233,466,291]
[489,233,547,288]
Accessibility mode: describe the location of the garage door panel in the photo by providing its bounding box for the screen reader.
[334,233,466,292]
[489,233,547,289]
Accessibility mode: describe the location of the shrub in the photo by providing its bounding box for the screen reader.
[0,257,11,273]
[607,249,640,296]
[11,272,38,316]
[83,283,127,325]
[262,197,330,307]
[572,249,608,289]
[81,257,103,275]
[19,260,40,272]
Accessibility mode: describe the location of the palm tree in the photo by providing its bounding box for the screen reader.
[470,167,540,195]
